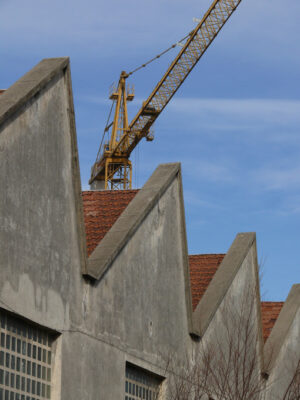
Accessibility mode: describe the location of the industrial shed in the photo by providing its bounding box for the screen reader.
[0,58,299,400]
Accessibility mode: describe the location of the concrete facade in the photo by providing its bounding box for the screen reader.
[0,59,299,399]
[0,58,87,399]
[264,285,300,399]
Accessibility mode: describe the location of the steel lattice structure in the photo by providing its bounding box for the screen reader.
[90,0,243,189]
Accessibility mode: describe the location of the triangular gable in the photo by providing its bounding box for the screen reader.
[263,284,300,398]
[1,59,66,125]
[264,284,300,373]
[0,58,87,327]
[86,162,197,336]
[193,233,262,337]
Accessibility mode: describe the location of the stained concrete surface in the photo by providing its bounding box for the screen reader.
[0,58,280,399]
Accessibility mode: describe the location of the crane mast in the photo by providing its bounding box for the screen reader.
[90,0,242,190]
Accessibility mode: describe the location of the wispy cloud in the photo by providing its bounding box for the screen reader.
[78,96,109,106]
[184,190,223,210]
[183,158,236,184]
[254,166,300,191]
[161,97,300,148]
[0,0,216,54]
[3,0,300,70]
[81,96,300,141]
[169,98,300,125]
[281,195,300,215]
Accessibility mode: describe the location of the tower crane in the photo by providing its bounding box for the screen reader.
[89,0,243,190]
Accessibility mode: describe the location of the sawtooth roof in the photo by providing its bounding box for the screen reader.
[82,190,283,339]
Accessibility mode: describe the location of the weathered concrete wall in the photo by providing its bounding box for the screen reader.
[0,59,88,399]
[0,70,197,400]
[82,192,265,398]
[193,233,265,398]
[0,58,86,331]
[80,168,194,398]
[264,285,300,399]
[0,58,282,400]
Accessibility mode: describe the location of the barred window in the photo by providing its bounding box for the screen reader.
[125,363,162,400]
[0,310,53,400]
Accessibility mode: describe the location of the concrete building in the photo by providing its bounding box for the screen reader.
[0,58,299,400]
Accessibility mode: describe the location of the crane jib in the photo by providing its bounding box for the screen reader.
[90,0,243,188]
[111,0,242,160]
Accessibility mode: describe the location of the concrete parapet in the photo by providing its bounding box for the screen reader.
[264,284,300,374]
[0,58,87,329]
[86,163,181,281]
[193,232,257,337]
[0,58,69,127]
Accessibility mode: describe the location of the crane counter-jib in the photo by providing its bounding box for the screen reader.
[90,0,243,189]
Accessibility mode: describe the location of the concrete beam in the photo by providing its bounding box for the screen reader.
[0,57,88,288]
[193,232,256,337]
[264,284,300,374]
[0,58,69,127]
[86,163,181,281]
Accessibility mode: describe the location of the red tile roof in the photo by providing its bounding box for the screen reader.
[189,254,225,311]
[82,190,138,256]
[0,90,5,95]
[261,301,284,342]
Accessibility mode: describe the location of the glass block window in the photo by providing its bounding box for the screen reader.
[125,363,162,400]
[0,310,53,400]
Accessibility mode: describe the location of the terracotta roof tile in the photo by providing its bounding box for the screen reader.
[261,301,284,342]
[0,90,6,95]
[82,190,138,256]
[189,254,225,311]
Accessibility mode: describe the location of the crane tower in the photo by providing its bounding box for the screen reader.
[90,0,243,190]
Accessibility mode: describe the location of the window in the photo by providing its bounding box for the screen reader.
[125,363,162,400]
[0,310,53,400]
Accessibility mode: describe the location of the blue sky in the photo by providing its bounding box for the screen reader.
[1,0,299,300]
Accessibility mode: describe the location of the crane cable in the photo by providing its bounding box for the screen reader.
[126,31,191,187]
[127,32,191,77]
[94,99,115,167]
[93,31,192,177]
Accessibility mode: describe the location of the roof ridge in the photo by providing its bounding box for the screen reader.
[0,58,69,127]
[83,189,139,194]
[86,163,181,280]
[189,253,226,257]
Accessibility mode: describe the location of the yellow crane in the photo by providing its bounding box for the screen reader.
[90,0,243,190]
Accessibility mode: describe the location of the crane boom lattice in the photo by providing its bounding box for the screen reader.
[90,0,242,189]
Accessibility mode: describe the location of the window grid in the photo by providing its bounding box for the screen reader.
[125,365,161,400]
[0,311,53,400]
